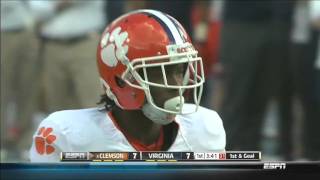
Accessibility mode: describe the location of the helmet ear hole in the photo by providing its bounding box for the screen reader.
[115,76,126,88]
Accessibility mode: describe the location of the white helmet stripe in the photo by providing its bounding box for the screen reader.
[138,9,184,45]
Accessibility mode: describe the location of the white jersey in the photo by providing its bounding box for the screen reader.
[29,104,226,162]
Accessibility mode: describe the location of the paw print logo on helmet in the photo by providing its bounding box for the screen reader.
[100,27,129,67]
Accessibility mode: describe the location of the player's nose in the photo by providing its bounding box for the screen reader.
[167,74,183,86]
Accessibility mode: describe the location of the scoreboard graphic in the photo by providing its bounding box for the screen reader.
[60,151,261,162]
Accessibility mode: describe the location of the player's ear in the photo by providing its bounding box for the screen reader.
[115,76,126,88]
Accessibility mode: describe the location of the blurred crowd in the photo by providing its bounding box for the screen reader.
[1,0,319,162]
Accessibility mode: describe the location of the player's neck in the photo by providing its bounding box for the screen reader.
[111,107,162,145]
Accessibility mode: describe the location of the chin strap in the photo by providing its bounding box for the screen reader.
[141,104,173,125]
[164,96,185,113]
[142,96,184,125]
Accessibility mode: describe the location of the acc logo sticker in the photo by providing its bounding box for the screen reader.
[100,26,129,67]
[35,127,56,155]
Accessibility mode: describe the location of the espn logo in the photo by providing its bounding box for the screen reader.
[61,152,87,161]
[263,162,286,170]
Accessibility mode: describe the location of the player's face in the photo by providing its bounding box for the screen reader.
[145,63,186,108]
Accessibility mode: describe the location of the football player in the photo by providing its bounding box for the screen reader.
[30,9,225,162]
